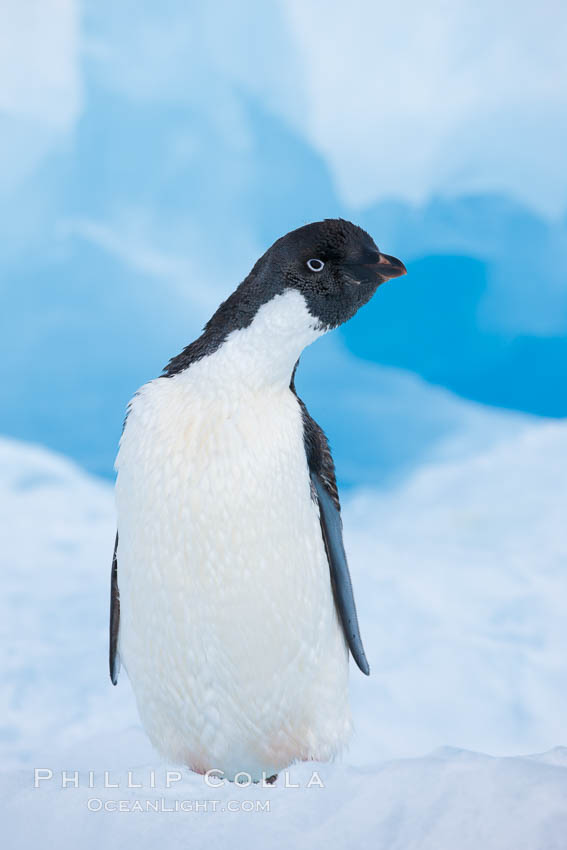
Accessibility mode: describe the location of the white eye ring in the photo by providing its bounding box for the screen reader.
[306,258,325,272]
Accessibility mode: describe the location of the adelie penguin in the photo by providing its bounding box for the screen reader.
[110,218,406,782]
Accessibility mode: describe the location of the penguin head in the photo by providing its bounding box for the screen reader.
[263,218,406,330]
[164,219,405,377]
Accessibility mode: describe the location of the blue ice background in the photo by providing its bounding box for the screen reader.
[1,1,565,485]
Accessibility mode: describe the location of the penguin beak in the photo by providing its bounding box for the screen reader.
[371,253,407,280]
[344,250,407,284]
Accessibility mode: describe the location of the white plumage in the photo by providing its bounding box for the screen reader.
[115,291,351,780]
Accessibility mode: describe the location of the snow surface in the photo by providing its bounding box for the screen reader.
[5,741,567,850]
[1,417,566,846]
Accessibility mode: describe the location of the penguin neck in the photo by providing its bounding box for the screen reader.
[180,290,325,395]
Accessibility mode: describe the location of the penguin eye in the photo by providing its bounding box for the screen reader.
[306,258,325,272]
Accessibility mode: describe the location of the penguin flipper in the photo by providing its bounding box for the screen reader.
[109,533,121,685]
[310,471,370,676]
[290,368,369,676]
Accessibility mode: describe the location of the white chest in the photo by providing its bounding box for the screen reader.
[117,373,319,572]
[114,370,350,779]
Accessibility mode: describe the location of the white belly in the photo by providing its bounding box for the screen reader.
[115,370,351,780]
